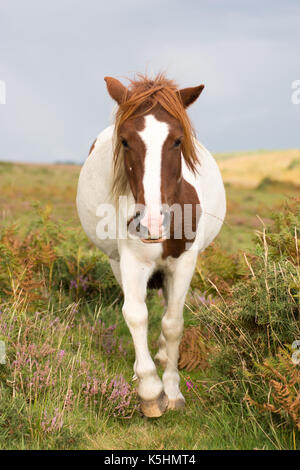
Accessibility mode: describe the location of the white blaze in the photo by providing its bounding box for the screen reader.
[138,115,169,238]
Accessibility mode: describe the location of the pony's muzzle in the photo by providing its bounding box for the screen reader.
[127,209,169,243]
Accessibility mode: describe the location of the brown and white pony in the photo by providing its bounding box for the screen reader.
[76,74,226,417]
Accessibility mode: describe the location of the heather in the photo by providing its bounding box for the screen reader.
[0,159,299,449]
[188,199,299,443]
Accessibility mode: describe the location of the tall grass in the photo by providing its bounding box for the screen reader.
[0,178,299,448]
[188,199,300,446]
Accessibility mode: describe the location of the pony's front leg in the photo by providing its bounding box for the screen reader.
[162,251,198,410]
[120,246,168,418]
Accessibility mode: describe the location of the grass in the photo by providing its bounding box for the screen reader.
[0,149,299,450]
[216,149,300,188]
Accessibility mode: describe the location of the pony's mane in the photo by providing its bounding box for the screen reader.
[111,73,198,202]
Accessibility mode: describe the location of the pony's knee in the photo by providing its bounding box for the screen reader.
[122,299,147,329]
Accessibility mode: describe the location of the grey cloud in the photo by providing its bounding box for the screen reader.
[0,0,299,162]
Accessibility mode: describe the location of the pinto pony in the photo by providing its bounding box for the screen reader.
[76,74,226,417]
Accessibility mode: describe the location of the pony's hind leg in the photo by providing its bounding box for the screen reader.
[119,245,168,418]
[161,251,198,410]
[154,283,168,369]
[154,331,168,369]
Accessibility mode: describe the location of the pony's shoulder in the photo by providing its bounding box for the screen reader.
[87,125,114,159]
[95,125,114,145]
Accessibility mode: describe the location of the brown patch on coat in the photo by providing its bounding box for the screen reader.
[88,139,96,156]
[152,106,201,258]
[119,116,146,203]
[162,178,201,259]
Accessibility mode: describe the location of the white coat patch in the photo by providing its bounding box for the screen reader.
[138,115,169,235]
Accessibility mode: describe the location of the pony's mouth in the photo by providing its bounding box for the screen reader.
[141,237,166,244]
[127,217,166,243]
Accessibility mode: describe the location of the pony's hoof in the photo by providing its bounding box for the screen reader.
[140,391,168,418]
[167,396,186,410]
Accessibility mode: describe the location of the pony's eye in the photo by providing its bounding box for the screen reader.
[174,138,182,148]
[121,138,129,149]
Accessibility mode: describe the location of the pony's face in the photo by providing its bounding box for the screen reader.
[119,107,185,241]
[105,76,204,242]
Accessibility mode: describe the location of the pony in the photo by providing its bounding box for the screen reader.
[76,73,226,417]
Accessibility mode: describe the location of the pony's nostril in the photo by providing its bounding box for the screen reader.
[134,215,149,238]
[133,211,141,225]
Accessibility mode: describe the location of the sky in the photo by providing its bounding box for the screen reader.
[0,0,299,163]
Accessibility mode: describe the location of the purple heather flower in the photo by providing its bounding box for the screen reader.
[58,350,65,359]
[186,379,194,391]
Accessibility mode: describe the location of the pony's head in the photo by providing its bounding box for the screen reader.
[105,73,204,243]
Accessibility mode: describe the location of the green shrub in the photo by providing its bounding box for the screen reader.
[190,200,299,434]
[0,204,122,308]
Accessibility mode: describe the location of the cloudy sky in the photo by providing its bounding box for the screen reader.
[0,0,299,162]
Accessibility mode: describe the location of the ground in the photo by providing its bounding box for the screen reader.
[0,149,299,450]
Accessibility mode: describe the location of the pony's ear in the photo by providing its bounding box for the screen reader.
[104,76,129,105]
[178,85,205,108]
